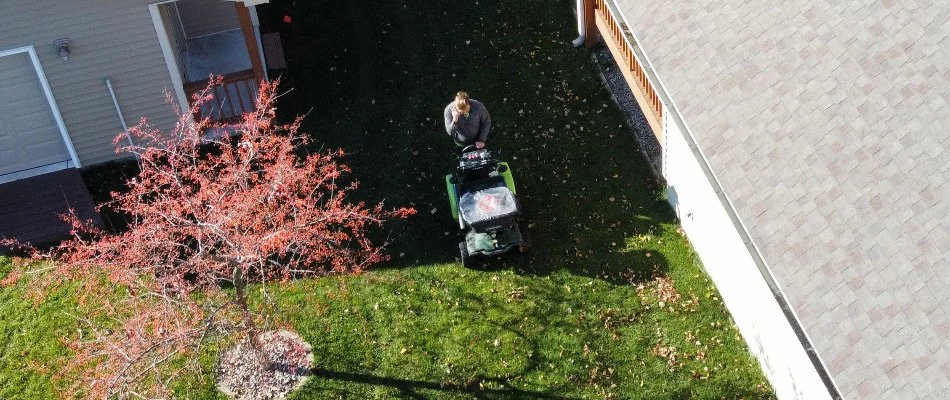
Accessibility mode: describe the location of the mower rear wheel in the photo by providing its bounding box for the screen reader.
[459,241,471,268]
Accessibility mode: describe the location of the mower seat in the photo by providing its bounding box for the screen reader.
[459,185,519,231]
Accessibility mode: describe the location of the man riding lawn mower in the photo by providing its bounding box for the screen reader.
[445,146,530,267]
[443,91,529,267]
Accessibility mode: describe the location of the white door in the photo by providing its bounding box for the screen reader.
[0,51,72,182]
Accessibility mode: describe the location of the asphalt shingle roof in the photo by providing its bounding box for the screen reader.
[613,0,950,398]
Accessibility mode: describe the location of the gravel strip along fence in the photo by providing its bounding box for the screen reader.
[590,44,663,176]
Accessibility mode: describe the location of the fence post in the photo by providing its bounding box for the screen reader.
[236,2,266,83]
[583,0,597,48]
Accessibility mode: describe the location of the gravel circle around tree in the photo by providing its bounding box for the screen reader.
[216,330,314,400]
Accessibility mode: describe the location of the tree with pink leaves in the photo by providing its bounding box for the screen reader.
[4,79,414,398]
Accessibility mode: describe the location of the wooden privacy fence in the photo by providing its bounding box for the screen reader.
[184,69,259,123]
[590,0,664,141]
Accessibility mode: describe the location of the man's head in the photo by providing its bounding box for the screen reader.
[454,91,471,115]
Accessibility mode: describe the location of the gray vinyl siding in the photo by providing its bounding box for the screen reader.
[0,0,179,166]
[177,0,241,38]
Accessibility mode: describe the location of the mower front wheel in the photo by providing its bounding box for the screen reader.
[459,241,471,268]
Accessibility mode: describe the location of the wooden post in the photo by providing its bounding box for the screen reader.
[583,0,597,48]
[236,2,266,82]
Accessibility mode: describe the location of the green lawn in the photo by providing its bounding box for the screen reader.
[0,259,77,398]
[0,0,772,398]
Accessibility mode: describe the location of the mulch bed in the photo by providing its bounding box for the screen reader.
[216,330,314,400]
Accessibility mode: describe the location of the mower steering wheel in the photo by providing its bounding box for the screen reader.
[460,145,477,153]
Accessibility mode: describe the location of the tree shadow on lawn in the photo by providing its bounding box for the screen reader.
[300,367,766,400]
[290,251,676,399]
[291,270,621,399]
[302,368,580,400]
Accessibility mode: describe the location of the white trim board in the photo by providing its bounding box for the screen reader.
[149,3,190,112]
[0,45,81,171]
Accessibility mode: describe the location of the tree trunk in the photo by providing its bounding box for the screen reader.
[232,265,260,349]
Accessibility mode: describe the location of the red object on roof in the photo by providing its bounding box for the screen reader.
[283,15,292,24]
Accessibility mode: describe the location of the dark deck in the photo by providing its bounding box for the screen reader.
[0,168,101,248]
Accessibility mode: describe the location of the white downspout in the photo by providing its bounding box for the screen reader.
[105,78,135,149]
[572,0,586,47]
[149,3,190,112]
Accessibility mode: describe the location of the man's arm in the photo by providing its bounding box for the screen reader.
[444,104,458,136]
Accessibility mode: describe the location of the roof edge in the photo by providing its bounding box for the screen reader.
[598,0,844,397]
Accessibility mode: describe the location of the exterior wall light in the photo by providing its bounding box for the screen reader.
[55,38,71,61]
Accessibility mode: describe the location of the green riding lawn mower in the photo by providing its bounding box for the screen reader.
[445,145,530,267]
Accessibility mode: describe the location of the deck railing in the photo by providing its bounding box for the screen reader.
[183,69,259,123]
[592,0,664,141]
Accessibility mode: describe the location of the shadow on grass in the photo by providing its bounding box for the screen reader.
[76,136,673,290]
[80,0,680,291]
[305,368,580,400]
[80,159,139,233]
[463,247,669,287]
